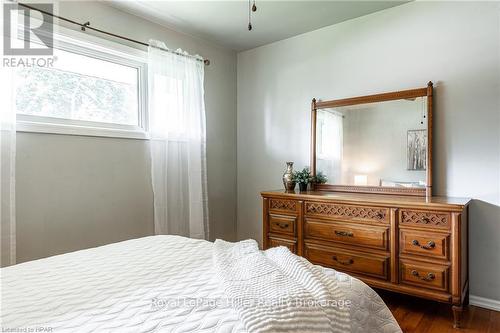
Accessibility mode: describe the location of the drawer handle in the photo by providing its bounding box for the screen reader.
[422,217,431,223]
[377,212,385,219]
[334,230,354,237]
[275,222,289,229]
[411,270,435,281]
[411,239,436,249]
[332,256,354,265]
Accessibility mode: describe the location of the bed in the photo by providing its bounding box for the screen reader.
[1,235,401,332]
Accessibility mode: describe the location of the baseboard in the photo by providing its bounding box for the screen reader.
[470,295,500,311]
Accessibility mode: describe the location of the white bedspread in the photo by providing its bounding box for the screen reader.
[1,235,401,333]
[213,239,350,333]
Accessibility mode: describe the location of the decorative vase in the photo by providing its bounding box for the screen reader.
[298,182,308,192]
[282,162,296,191]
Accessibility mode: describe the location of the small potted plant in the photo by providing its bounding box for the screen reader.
[293,167,313,192]
[312,171,328,185]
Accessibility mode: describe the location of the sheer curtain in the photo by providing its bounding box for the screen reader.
[0,67,16,267]
[148,40,209,239]
[317,110,343,183]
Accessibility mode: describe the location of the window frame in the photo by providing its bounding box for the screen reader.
[14,18,149,140]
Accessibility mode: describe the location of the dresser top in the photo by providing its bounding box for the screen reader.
[261,190,471,210]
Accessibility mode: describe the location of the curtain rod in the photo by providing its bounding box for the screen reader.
[17,2,210,65]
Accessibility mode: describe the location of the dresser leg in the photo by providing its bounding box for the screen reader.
[452,305,463,328]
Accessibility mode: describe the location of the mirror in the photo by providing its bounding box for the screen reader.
[311,83,432,196]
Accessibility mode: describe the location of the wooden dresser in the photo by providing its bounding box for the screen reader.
[262,190,471,328]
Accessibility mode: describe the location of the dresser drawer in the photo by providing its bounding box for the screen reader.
[269,214,296,236]
[400,209,450,230]
[305,243,389,280]
[400,230,449,260]
[268,236,296,253]
[305,202,389,224]
[305,218,389,251]
[269,199,298,215]
[400,260,449,292]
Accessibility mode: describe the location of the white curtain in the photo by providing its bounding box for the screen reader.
[148,40,209,239]
[0,66,16,267]
[317,110,343,183]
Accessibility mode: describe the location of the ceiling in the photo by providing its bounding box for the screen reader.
[108,1,407,51]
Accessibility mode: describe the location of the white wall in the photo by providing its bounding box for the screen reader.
[237,1,500,301]
[16,1,237,262]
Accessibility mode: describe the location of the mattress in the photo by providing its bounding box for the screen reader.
[0,235,401,332]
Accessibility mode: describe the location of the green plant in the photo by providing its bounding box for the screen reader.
[312,171,328,184]
[292,167,313,184]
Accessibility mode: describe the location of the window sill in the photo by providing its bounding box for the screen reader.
[16,121,149,140]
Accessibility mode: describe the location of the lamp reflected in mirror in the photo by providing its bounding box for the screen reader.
[354,175,368,186]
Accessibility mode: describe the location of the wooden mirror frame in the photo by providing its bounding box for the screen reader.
[311,82,433,197]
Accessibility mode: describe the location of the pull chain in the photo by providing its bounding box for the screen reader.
[248,0,252,30]
[248,0,257,31]
[421,96,425,125]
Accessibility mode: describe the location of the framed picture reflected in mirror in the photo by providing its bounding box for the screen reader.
[407,129,427,171]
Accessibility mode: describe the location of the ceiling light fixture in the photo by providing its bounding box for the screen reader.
[248,0,257,31]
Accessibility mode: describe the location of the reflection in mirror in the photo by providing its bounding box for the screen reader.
[316,97,427,188]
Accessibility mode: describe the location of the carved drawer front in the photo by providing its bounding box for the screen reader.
[269,199,297,214]
[400,209,450,229]
[268,236,296,254]
[400,230,449,260]
[304,243,389,280]
[400,260,449,292]
[269,214,296,236]
[305,218,389,251]
[305,202,389,224]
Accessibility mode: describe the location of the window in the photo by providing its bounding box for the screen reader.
[16,49,139,126]
[11,21,147,139]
